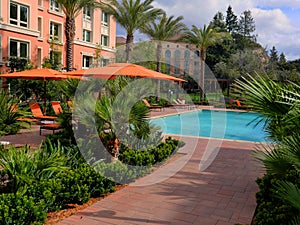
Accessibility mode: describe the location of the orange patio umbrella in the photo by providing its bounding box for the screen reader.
[63,63,187,82]
[0,68,80,114]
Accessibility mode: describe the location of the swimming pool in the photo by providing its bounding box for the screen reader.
[150,110,268,142]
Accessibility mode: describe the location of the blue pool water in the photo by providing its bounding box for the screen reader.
[150,110,268,142]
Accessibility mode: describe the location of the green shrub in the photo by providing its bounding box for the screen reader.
[253,169,300,225]
[0,193,47,225]
[0,145,69,193]
[26,163,115,212]
[94,160,150,184]
[118,137,184,167]
[0,91,30,136]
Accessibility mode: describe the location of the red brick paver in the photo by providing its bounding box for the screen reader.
[58,136,262,225]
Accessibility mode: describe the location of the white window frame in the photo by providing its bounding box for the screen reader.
[82,29,91,42]
[9,2,29,28]
[9,38,30,58]
[101,35,108,47]
[101,12,109,26]
[49,0,60,13]
[82,55,92,69]
[49,21,62,42]
[83,6,91,21]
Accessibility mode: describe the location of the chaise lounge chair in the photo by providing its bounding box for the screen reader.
[142,99,164,111]
[172,99,194,110]
[29,102,61,135]
[51,101,63,115]
[29,102,58,121]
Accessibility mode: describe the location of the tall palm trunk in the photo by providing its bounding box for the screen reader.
[200,49,206,101]
[126,34,134,63]
[65,17,76,71]
[156,43,162,100]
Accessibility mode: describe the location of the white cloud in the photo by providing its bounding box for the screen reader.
[252,0,300,9]
[151,0,300,60]
[251,8,300,59]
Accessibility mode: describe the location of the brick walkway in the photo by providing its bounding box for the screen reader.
[58,137,262,225]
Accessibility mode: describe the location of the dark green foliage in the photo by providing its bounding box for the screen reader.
[25,163,115,212]
[119,137,184,166]
[269,46,279,63]
[0,193,47,225]
[94,160,148,184]
[253,170,300,225]
[0,91,30,136]
[226,5,239,34]
[7,57,32,72]
[119,148,155,166]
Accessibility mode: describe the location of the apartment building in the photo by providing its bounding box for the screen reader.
[0,0,116,73]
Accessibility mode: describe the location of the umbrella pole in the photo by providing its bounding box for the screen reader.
[43,80,47,115]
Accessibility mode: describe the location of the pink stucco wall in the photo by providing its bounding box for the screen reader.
[0,0,116,72]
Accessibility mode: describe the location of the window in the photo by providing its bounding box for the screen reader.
[102,59,109,67]
[174,50,180,74]
[184,50,190,75]
[10,2,28,28]
[49,49,61,66]
[38,17,42,37]
[38,0,42,7]
[83,30,91,42]
[165,50,171,74]
[194,61,200,75]
[9,40,29,58]
[82,55,92,68]
[49,22,61,41]
[194,50,200,58]
[101,12,109,26]
[83,7,91,20]
[50,0,59,12]
[101,35,108,46]
[0,36,2,63]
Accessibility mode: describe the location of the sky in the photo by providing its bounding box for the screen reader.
[116,0,300,61]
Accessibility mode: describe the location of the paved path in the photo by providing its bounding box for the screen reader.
[58,137,262,225]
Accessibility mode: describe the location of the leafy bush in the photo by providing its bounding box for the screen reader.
[0,144,69,193]
[0,193,47,225]
[0,91,30,136]
[94,160,150,184]
[25,162,115,212]
[253,169,300,225]
[119,137,184,166]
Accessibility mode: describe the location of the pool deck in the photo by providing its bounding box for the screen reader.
[0,106,264,225]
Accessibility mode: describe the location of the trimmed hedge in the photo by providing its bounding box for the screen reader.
[26,163,115,212]
[0,193,47,225]
[119,137,185,166]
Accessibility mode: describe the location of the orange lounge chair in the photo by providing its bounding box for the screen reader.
[142,99,163,111]
[236,99,241,107]
[29,102,57,121]
[40,123,61,135]
[51,101,63,115]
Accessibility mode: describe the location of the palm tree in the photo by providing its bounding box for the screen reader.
[99,0,164,63]
[55,0,97,71]
[142,13,187,99]
[237,74,300,225]
[183,24,230,101]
